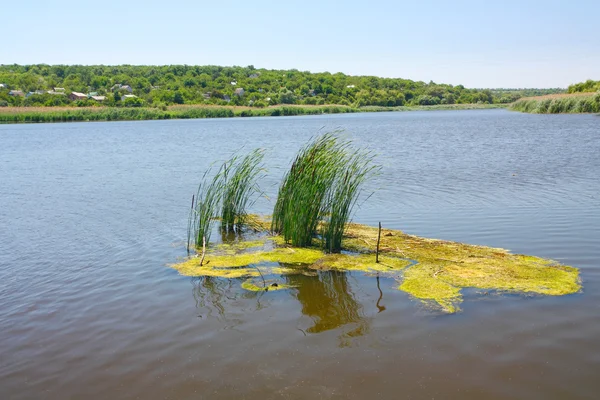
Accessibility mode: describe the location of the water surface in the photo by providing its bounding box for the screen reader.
[1,110,599,399]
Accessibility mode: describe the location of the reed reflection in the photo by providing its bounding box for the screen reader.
[286,270,370,340]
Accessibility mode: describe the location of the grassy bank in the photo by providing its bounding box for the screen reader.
[0,103,505,124]
[359,103,506,112]
[0,104,357,123]
[510,92,600,114]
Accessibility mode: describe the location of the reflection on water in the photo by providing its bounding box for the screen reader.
[192,277,234,319]
[287,270,371,342]
[191,268,373,343]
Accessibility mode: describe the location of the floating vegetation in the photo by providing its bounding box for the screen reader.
[171,218,581,314]
[241,278,294,292]
[342,223,580,313]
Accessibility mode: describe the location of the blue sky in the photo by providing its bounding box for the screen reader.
[2,0,598,88]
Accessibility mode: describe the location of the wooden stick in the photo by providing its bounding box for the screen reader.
[200,235,206,266]
[376,221,382,263]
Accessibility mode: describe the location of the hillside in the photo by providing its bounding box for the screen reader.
[0,64,564,108]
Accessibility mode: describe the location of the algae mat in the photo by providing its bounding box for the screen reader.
[172,222,580,313]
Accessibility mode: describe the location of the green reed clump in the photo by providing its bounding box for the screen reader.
[221,149,265,232]
[272,133,346,247]
[272,133,378,252]
[187,149,264,251]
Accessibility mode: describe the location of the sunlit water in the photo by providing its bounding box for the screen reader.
[1,110,599,399]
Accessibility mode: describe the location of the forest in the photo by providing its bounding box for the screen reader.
[0,64,565,108]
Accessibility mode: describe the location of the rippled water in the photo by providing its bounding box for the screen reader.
[1,110,599,399]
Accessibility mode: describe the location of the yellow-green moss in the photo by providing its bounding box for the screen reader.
[173,261,259,278]
[342,223,581,312]
[171,218,581,314]
[311,253,412,273]
[171,246,325,276]
[214,239,267,252]
[241,279,295,292]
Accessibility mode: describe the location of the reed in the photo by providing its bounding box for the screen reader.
[187,168,225,252]
[187,149,264,251]
[510,93,600,114]
[221,149,265,231]
[322,150,379,253]
[272,133,378,252]
[0,105,356,124]
[272,133,345,247]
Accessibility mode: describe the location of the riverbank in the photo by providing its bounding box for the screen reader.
[0,103,505,124]
[510,92,600,114]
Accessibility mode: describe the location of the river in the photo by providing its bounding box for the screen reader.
[1,110,599,399]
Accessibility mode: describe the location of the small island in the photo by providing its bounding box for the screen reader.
[171,133,581,314]
[173,217,580,314]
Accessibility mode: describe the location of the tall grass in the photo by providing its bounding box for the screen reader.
[272,133,378,253]
[322,151,379,253]
[510,93,600,114]
[0,105,357,123]
[272,133,346,247]
[187,168,224,251]
[221,149,265,232]
[187,149,264,251]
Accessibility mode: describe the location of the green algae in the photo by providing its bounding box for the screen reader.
[311,253,412,273]
[241,279,295,292]
[171,218,581,313]
[214,239,267,253]
[342,223,581,313]
[172,244,325,276]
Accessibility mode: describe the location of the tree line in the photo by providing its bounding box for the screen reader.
[568,79,600,94]
[0,64,565,108]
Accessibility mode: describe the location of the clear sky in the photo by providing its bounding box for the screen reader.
[2,0,598,88]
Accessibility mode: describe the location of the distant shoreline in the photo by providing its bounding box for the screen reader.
[0,103,505,124]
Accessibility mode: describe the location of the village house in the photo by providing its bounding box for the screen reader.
[69,92,87,101]
[121,94,137,101]
[0,83,7,89]
[53,87,65,93]
[223,95,231,102]
[111,84,133,93]
[90,95,106,102]
[26,90,46,97]
[202,92,211,99]
[249,73,259,79]
[234,88,245,97]
[9,90,24,97]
